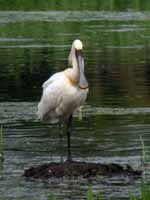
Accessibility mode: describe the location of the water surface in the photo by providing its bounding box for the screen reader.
[0,3,150,200]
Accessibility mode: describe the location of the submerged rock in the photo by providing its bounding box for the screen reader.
[23,160,142,179]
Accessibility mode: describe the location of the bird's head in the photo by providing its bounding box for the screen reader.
[73,39,83,51]
[68,39,84,69]
[68,39,88,89]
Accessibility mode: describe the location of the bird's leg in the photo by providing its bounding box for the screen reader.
[58,120,63,163]
[66,115,73,161]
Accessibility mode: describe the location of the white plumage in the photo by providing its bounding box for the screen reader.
[37,39,88,123]
[37,39,89,160]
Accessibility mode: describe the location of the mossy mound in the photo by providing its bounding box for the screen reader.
[23,160,142,179]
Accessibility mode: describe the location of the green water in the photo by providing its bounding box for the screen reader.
[0,0,150,11]
[0,1,150,200]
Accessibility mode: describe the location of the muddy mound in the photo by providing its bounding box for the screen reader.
[23,160,142,179]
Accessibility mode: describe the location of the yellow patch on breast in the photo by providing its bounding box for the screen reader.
[64,69,89,90]
[64,69,78,86]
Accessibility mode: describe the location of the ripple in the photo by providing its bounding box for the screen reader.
[1,102,150,124]
[106,45,147,49]
[0,11,149,24]
[0,44,69,49]
[0,102,37,124]
[83,105,150,116]
[0,37,35,42]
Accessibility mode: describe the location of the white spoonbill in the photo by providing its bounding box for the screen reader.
[37,39,89,161]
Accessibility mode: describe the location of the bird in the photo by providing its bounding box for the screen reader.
[37,39,89,161]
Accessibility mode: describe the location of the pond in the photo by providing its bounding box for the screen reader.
[0,1,150,200]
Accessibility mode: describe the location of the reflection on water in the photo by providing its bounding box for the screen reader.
[1,103,149,200]
[0,6,150,200]
[0,0,150,11]
[0,11,150,23]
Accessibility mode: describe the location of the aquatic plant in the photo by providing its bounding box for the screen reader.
[86,181,150,200]
[140,135,147,164]
[48,194,62,200]
[0,126,4,161]
[130,178,150,200]
[86,186,93,200]
[48,194,55,200]
[8,179,150,200]
[86,186,101,200]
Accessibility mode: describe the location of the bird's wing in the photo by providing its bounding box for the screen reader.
[37,73,65,121]
[42,71,64,89]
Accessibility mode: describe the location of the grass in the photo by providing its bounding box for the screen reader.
[86,186,101,200]
[129,178,150,200]
[47,179,150,200]
[0,133,149,200]
[140,135,147,164]
[48,186,101,200]
[1,132,149,200]
[84,136,149,200]
[0,126,4,161]
[86,180,150,200]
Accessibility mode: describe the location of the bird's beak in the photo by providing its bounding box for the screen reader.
[76,50,88,89]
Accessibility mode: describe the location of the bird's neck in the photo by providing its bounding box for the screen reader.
[71,57,80,83]
[68,48,80,84]
[69,51,81,83]
[65,57,81,86]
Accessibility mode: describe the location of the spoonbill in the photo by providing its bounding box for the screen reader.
[37,39,89,161]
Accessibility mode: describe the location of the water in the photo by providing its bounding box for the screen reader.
[0,2,150,200]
